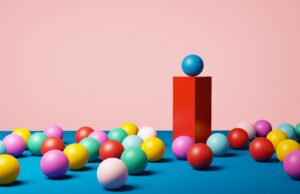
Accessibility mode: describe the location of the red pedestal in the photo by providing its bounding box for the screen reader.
[173,76,212,143]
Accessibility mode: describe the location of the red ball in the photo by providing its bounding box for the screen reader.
[187,143,213,170]
[249,137,274,161]
[75,126,94,143]
[100,140,124,160]
[41,137,65,155]
[228,128,249,149]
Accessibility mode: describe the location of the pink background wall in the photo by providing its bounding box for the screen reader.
[0,0,300,130]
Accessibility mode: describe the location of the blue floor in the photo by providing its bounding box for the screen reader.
[0,131,299,194]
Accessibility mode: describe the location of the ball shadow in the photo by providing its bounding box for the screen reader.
[194,166,223,171]
[130,170,155,176]
[1,180,27,187]
[259,158,278,163]
[17,154,29,159]
[47,174,74,180]
[154,158,173,163]
[223,153,238,157]
[89,158,101,163]
[108,185,135,192]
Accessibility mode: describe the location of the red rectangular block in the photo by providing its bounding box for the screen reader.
[173,76,212,143]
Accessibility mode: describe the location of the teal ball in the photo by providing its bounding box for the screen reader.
[108,128,128,142]
[277,123,296,139]
[121,147,147,175]
[79,137,100,162]
[206,133,229,156]
[28,132,48,155]
[122,135,143,149]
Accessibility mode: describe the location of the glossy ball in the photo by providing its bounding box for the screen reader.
[40,150,69,179]
[88,130,108,145]
[137,126,157,140]
[75,126,94,143]
[0,154,20,185]
[266,129,288,150]
[41,136,65,155]
[277,123,296,139]
[228,128,249,149]
[283,150,300,180]
[43,124,64,139]
[181,54,204,77]
[120,122,138,135]
[28,132,48,155]
[3,134,26,157]
[237,121,255,140]
[108,128,128,142]
[64,143,88,170]
[12,128,31,145]
[122,135,143,149]
[100,140,124,160]
[121,147,147,174]
[276,139,300,162]
[141,137,165,162]
[187,143,213,170]
[206,133,229,156]
[172,136,194,160]
[254,120,272,137]
[97,158,128,190]
[79,138,100,162]
[249,137,274,161]
[0,141,6,155]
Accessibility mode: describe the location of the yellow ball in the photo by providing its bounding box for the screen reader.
[120,122,138,135]
[276,139,300,162]
[0,154,20,185]
[63,144,88,170]
[12,128,31,145]
[141,137,165,162]
[266,129,288,150]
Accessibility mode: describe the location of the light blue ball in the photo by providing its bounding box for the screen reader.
[182,54,204,77]
[0,140,6,154]
[277,123,296,139]
[122,135,143,149]
[206,133,229,156]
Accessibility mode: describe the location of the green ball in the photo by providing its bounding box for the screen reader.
[28,132,48,155]
[108,128,128,142]
[79,137,100,162]
[295,123,300,140]
[121,147,147,174]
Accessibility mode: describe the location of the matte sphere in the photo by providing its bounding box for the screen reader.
[64,143,88,170]
[3,134,26,157]
[181,54,204,77]
[0,141,6,155]
[206,133,229,156]
[266,130,288,150]
[120,122,138,135]
[122,135,143,149]
[108,128,128,142]
[121,147,147,174]
[137,126,157,140]
[283,150,300,180]
[187,143,213,170]
[277,123,296,139]
[172,136,194,160]
[28,132,48,155]
[97,158,128,190]
[249,137,274,161]
[0,154,20,185]
[43,124,64,139]
[254,120,272,137]
[141,137,165,162]
[75,126,94,143]
[79,138,100,162]
[295,123,300,140]
[276,139,300,162]
[100,140,124,160]
[228,128,249,149]
[40,150,69,179]
[237,121,256,140]
[12,128,31,145]
[88,130,108,145]
[41,136,65,155]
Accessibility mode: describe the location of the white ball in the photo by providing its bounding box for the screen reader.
[237,121,255,140]
[97,158,128,190]
[137,126,157,140]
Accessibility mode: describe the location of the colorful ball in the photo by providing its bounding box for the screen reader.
[12,128,31,145]
[172,136,194,160]
[120,122,138,135]
[277,123,296,139]
[206,133,229,156]
[63,143,88,170]
[0,154,20,185]
[187,143,213,170]
[295,123,300,140]
[237,121,255,139]
[121,147,147,175]
[276,139,300,162]
[283,150,300,180]
[40,150,69,179]
[75,126,94,143]
[97,158,128,190]
[28,132,48,155]
[108,128,128,142]
[137,126,157,140]
[141,137,165,162]
[3,134,26,157]
[122,135,143,149]
[254,120,272,137]
[88,130,108,145]
[0,141,6,155]
[100,140,124,160]
[79,138,100,162]
[41,136,65,155]
[266,129,288,150]
[43,124,64,139]
[228,128,249,149]
[249,137,274,161]
[181,54,204,77]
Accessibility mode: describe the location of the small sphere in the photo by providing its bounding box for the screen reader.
[75,126,94,143]
[283,150,300,180]
[122,135,143,149]
[41,136,65,155]
[181,54,204,77]
[172,136,194,160]
[206,133,229,156]
[187,143,213,170]
[64,143,88,170]
[12,128,31,145]
[254,120,272,137]
[266,129,288,150]
[249,137,274,162]
[276,139,300,162]
[228,128,249,149]
[0,154,20,185]
[28,132,48,155]
[79,138,100,162]
[0,141,6,155]
[277,123,296,139]
[121,147,147,175]
[108,128,128,142]
[237,121,256,140]
[3,134,26,157]
[88,130,108,145]
[120,122,138,135]
[137,126,157,140]
[141,137,165,162]
[97,158,128,190]
[295,123,300,140]
[100,140,124,160]
[43,124,64,139]
[40,150,69,179]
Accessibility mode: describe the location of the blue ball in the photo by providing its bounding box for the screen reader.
[206,133,229,156]
[182,54,204,77]
[277,123,296,139]
[122,135,143,149]
[0,140,6,154]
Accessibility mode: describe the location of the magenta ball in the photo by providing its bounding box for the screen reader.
[88,130,108,145]
[40,150,69,179]
[283,150,300,180]
[172,136,194,160]
[3,134,26,157]
[44,124,64,139]
[254,120,272,137]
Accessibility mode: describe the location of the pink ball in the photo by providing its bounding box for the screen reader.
[254,120,272,137]
[88,130,108,145]
[3,134,26,157]
[283,150,300,180]
[172,136,194,160]
[44,124,64,139]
